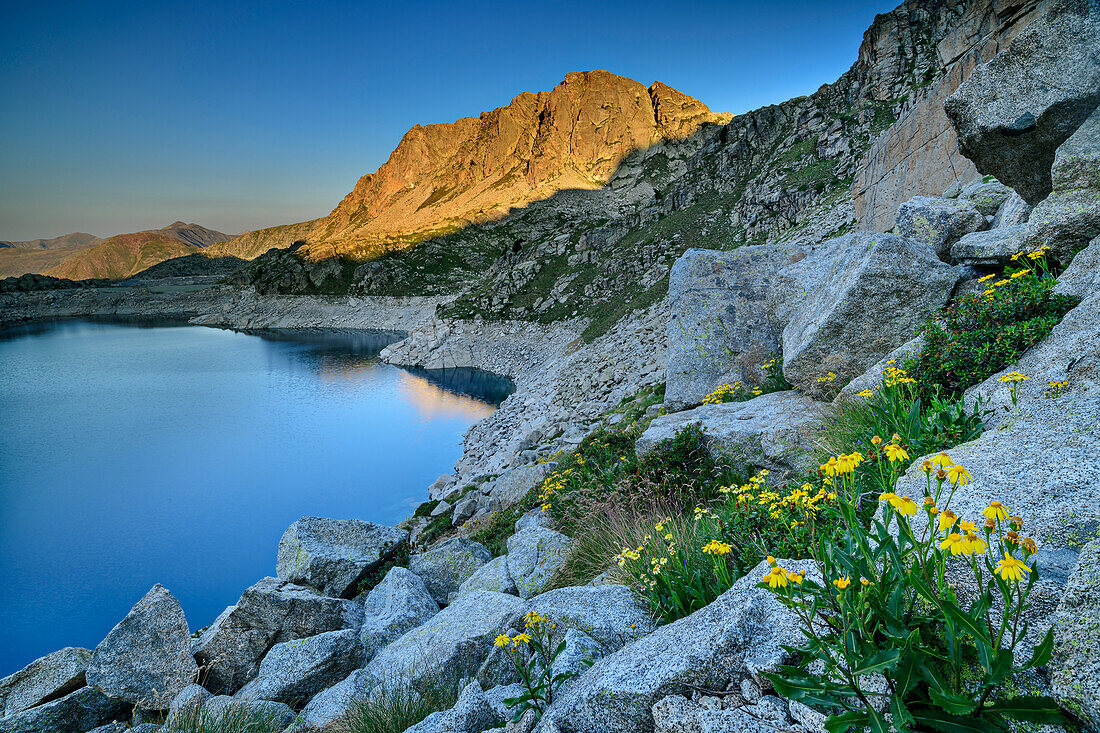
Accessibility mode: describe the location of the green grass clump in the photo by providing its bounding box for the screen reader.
[336,667,489,733]
[355,543,411,597]
[164,703,287,733]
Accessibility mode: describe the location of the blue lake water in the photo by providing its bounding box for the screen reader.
[0,319,510,676]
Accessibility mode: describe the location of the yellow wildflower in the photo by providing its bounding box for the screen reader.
[894,496,918,516]
[512,633,531,646]
[996,553,1030,582]
[764,566,789,589]
[932,453,954,467]
[947,464,972,485]
[883,444,909,462]
[977,273,997,283]
[938,510,958,531]
[940,532,966,555]
[963,532,988,555]
[702,540,732,556]
[871,435,882,445]
[833,576,851,590]
[982,500,1008,522]
[494,634,510,648]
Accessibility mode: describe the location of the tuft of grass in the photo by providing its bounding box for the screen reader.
[335,667,485,733]
[164,703,288,733]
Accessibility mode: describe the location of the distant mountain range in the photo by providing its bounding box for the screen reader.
[0,223,232,280]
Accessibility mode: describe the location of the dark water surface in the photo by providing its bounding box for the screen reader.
[0,320,510,675]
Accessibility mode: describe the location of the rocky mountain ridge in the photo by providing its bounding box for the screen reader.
[211,71,731,263]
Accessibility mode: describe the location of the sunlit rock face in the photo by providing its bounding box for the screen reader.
[213,70,730,262]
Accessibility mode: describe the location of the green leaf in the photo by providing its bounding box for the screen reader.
[985,696,1070,724]
[942,600,990,645]
[1023,627,1054,669]
[891,695,916,730]
[823,711,867,733]
[766,673,827,700]
[910,709,1001,732]
[852,648,901,676]
[929,688,979,715]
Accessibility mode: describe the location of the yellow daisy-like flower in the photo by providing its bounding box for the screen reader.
[998,371,1029,384]
[947,464,972,485]
[766,555,776,565]
[940,532,966,555]
[938,510,958,531]
[858,389,875,398]
[833,576,851,590]
[786,570,804,584]
[871,435,882,445]
[883,444,910,462]
[960,520,977,533]
[512,633,532,646]
[963,532,988,555]
[982,500,1008,522]
[702,540,732,556]
[1022,537,1038,554]
[995,553,1031,582]
[879,491,898,504]
[764,566,789,589]
[894,496,918,516]
[494,634,510,648]
[932,452,954,467]
[977,273,997,283]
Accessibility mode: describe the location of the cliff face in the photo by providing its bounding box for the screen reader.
[851,0,1047,231]
[219,71,730,261]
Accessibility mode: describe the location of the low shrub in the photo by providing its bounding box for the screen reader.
[908,248,1077,397]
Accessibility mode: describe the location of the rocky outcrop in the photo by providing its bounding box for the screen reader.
[408,538,494,605]
[505,527,572,599]
[636,391,829,478]
[664,246,798,411]
[1019,105,1100,264]
[769,232,960,393]
[0,647,90,718]
[528,585,656,652]
[541,559,816,733]
[276,516,408,598]
[0,686,127,733]
[1050,538,1100,729]
[1054,235,1100,299]
[945,0,1100,204]
[454,556,518,600]
[237,629,363,708]
[359,567,440,661]
[220,70,729,264]
[895,195,987,257]
[405,682,498,733]
[851,0,1046,231]
[85,584,197,709]
[835,336,925,402]
[192,577,364,694]
[949,223,1026,266]
[363,590,527,686]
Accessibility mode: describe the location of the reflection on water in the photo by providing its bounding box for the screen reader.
[0,319,507,675]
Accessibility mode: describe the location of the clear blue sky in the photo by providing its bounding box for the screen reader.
[0,0,900,241]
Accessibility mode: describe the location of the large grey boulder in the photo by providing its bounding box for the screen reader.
[992,191,1032,228]
[453,555,518,602]
[294,668,372,731]
[165,683,210,726]
[541,559,816,733]
[409,538,494,605]
[895,196,987,257]
[276,516,408,598]
[505,527,572,599]
[769,232,959,394]
[949,224,1026,266]
[962,179,1013,216]
[237,629,362,708]
[665,246,800,411]
[0,647,90,718]
[944,0,1100,204]
[1050,538,1100,730]
[364,590,527,687]
[192,576,363,694]
[359,566,439,661]
[635,391,829,478]
[86,584,197,708]
[486,464,556,510]
[529,585,654,652]
[405,682,497,733]
[0,686,128,733]
[1054,235,1100,300]
[1020,187,1100,264]
[1053,103,1100,192]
